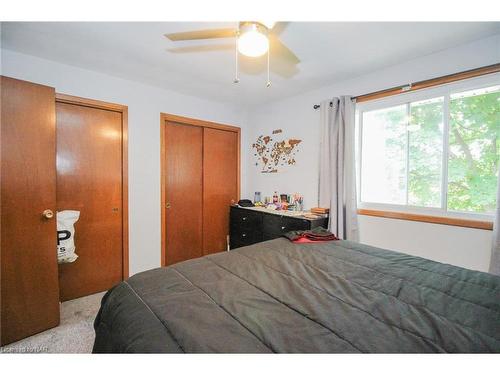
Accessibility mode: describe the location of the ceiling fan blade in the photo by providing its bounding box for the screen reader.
[270,59,300,79]
[270,22,289,35]
[269,35,300,65]
[168,44,234,53]
[165,28,236,41]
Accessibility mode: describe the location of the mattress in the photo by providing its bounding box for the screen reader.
[93,238,500,353]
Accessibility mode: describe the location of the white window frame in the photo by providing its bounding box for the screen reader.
[356,73,500,222]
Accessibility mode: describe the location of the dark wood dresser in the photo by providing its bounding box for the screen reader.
[230,206,329,249]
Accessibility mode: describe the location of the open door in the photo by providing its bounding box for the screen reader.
[1,76,60,345]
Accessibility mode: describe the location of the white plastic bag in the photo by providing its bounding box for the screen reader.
[57,210,80,264]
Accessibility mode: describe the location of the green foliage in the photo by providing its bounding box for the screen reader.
[409,99,443,207]
[448,90,500,212]
[382,105,407,202]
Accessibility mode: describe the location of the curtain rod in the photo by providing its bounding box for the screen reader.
[313,98,355,109]
[313,102,331,110]
[312,63,500,110]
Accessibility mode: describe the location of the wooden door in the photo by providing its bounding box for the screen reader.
[164,121,204,265]
[202,128,238,255]
[1,76,60,345]
[56,102,123,301]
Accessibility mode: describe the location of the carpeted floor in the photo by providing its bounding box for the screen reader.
[1,292,105,353]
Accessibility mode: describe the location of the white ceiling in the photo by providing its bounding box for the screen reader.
[1,22,499,107]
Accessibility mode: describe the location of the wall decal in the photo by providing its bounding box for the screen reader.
[252,130,302,173]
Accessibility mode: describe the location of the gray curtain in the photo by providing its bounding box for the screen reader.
[489,167,500,275]
[318,96,359,241]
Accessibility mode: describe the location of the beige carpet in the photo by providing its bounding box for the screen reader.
[1,292,105,354]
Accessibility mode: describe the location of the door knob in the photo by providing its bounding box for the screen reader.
[42,209,54,219]
[165,202,171,209]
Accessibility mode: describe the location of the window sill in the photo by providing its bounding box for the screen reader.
[357,209,493,230]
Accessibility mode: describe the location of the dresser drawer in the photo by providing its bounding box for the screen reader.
[231,228,261,243]
[230,229,262,249]
[263,232,281,241]
[262,214,310,237]
[230,208,262,230]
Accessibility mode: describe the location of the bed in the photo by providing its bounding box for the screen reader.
[93,238,500,353]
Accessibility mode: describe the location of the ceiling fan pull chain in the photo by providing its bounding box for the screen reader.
[234,30,240,84]
[266,41,271,88]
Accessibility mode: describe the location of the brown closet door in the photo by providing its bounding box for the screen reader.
[1,77,60,345]
[203,128,238,255]
[164,121,203,265]
[56,102,123,301]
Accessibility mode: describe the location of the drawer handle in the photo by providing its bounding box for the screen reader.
[242,217,247,221]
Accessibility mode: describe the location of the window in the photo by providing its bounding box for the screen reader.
[357,76,500,220]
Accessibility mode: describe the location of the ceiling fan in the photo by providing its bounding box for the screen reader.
[164,22,300,86]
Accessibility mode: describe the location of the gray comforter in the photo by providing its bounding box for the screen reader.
[93,238,500,353]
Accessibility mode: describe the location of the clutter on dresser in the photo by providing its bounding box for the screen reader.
[303,213,322,219]
[252,191,305,212]
[237,199,255,207]
[254,191,261,203]
[311,207,330,215]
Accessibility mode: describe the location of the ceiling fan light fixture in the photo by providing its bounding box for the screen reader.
[237,23,269,57]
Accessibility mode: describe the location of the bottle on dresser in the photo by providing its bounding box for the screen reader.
[272,191,279,204]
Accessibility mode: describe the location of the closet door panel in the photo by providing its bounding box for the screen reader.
[203,128,238,255]
[1,76,60,345]
[56,102,123,301]
[164,122,203,265]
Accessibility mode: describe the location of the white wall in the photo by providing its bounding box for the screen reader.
[1,49,249,276]
[244,34,499,272]
[358,216,492,271]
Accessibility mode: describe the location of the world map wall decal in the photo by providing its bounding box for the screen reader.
[252,129,302,173]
